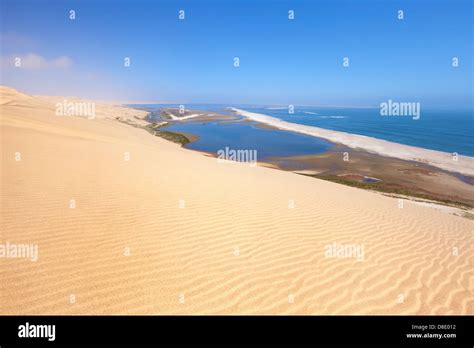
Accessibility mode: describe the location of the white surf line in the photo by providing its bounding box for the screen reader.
[230,108,474,176]
[319,116,346,119]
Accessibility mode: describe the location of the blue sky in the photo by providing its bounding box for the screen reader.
[1,0,472,107]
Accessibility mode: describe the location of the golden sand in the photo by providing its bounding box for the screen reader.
[1,87,472,314]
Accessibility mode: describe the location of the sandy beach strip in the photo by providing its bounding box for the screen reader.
[168,113,202,121]
[230,108,474,176]
[1,87,473,315]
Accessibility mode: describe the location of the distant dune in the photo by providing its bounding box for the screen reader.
[1,87,473,314]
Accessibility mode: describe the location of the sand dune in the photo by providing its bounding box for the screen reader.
[231,108,474,176]
[1,87,473,314]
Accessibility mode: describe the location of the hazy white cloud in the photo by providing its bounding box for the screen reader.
[49,56,73,68]
[1,53,73,69]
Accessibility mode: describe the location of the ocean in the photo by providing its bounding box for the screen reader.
[241,106,474,157]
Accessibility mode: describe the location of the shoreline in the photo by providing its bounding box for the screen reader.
[230,108,474,176]
[133,106,474,211]
[94,102,474,213]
